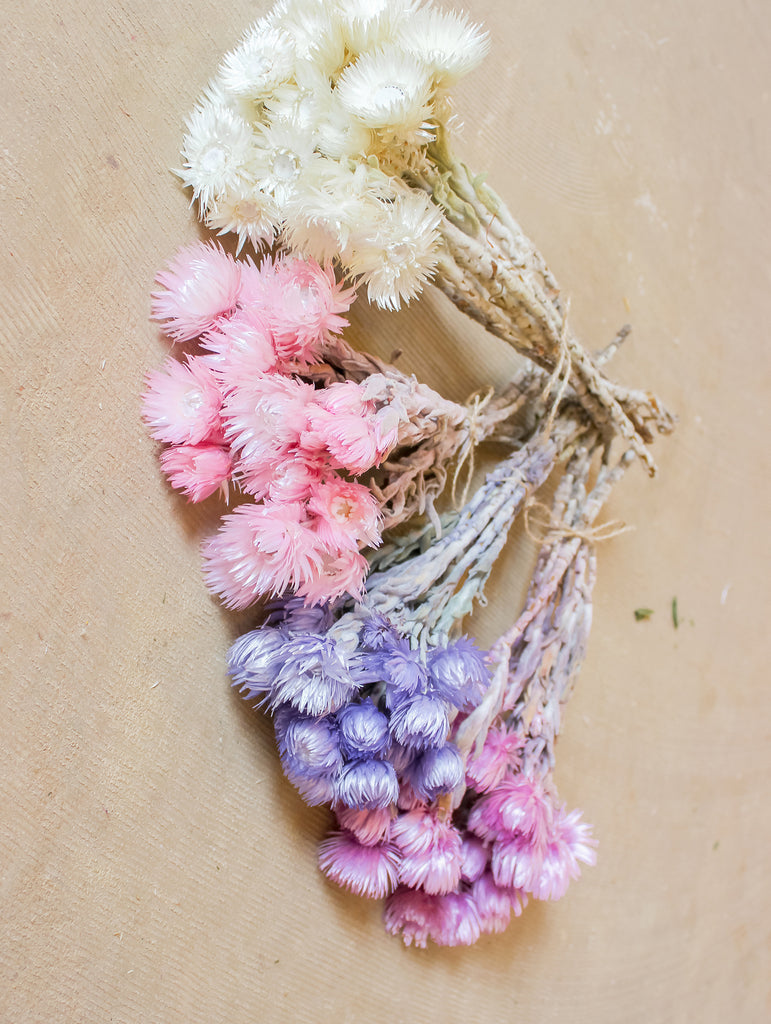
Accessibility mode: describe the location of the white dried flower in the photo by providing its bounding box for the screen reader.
[343,189,443,309]
[314,92,374,160]
[283,162,394,262]
[331,0,421,55]
[179,101,256,210]
[205,183,279,254]
[218,22,297,100]
[252,117,326,207]
[264,62,332,133]
[266,0,347,78]
[336,47,435,145]
[397,7,490,87]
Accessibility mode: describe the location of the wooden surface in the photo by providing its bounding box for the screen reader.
[2,1,769,1021]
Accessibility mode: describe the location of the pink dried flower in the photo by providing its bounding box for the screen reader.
[465,724,524,794]
[391,808,463,895]
[266,457,326,503]
[261,256,356,361]
[202,308,278,383]
[294,549,369,606]
[223,373,316,484]
[307,478,382,551]
[467,773,553,844]
[159,443,232,502]
[383,887,447,949]
[201,501,325,608]
[431,891,482,947]
[471,873,528,935]
[528,807,597,901]
[308,412,381,475]
[490,832,543,892]
[459,835,488,883]
[335,806,393,847]
[318,831,400,899]
[142,355,223,446]
[152,241,241,342]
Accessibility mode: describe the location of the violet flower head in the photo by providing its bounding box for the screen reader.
[359,612,399,652]
[388,692,449,750]
[274,706,343,779]
[335,758,400,810]
[336,701,391,760]
[379,638,429,700]
[428,637,490,709]
[406,743,464,802]
[270,633,360,716]
[228,627,286,702]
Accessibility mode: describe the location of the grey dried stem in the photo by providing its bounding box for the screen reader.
[407,126,675,475]
[453,435,635,795]
[359,407,588,649]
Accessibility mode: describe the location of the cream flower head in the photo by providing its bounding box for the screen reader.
[336,47,435,144]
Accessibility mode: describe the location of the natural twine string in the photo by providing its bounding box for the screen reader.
[450,386,495,509]
[523,498,635,547]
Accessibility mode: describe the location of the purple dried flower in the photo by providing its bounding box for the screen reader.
[407,743,464,802]
[380,639,429,701]
[336,701,391,760]
[388,692,449,749]
[335,759,399,810]
[265,595,335,632]
[274,706,342,778]
[291,773,338,807]
[360,612,400,651]
[227,627,286,700]
[428,637,490,709]
[270,634,359,715]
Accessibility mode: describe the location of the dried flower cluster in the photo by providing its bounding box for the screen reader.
[145,0,673,948]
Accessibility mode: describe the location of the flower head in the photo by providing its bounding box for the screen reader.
[159,443,232,502]
[397,7,490,87]
[336,46,435,143]
[142,355,224,445]
[391,807,463,894]
[151,242,241,342]
[335,758,399,810]
[201,500,326,608]
[336,701,391,760]
[179,102,256,211]
[318,831,400,898]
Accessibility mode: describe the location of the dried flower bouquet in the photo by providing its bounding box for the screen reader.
[144,0,672,947]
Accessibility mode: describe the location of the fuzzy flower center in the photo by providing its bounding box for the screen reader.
[200,145,227,175]
[182,388,205,415]
[272,150,299,182]
[374,84,407,109]
[330,496,355,521]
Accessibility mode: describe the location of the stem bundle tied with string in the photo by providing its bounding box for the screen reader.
[146,0,676,950]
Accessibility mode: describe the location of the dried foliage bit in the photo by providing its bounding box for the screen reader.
[634,608,654,621]
[671,597,680,629]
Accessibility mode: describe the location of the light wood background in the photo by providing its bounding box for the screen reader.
[2,1,769,1021]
